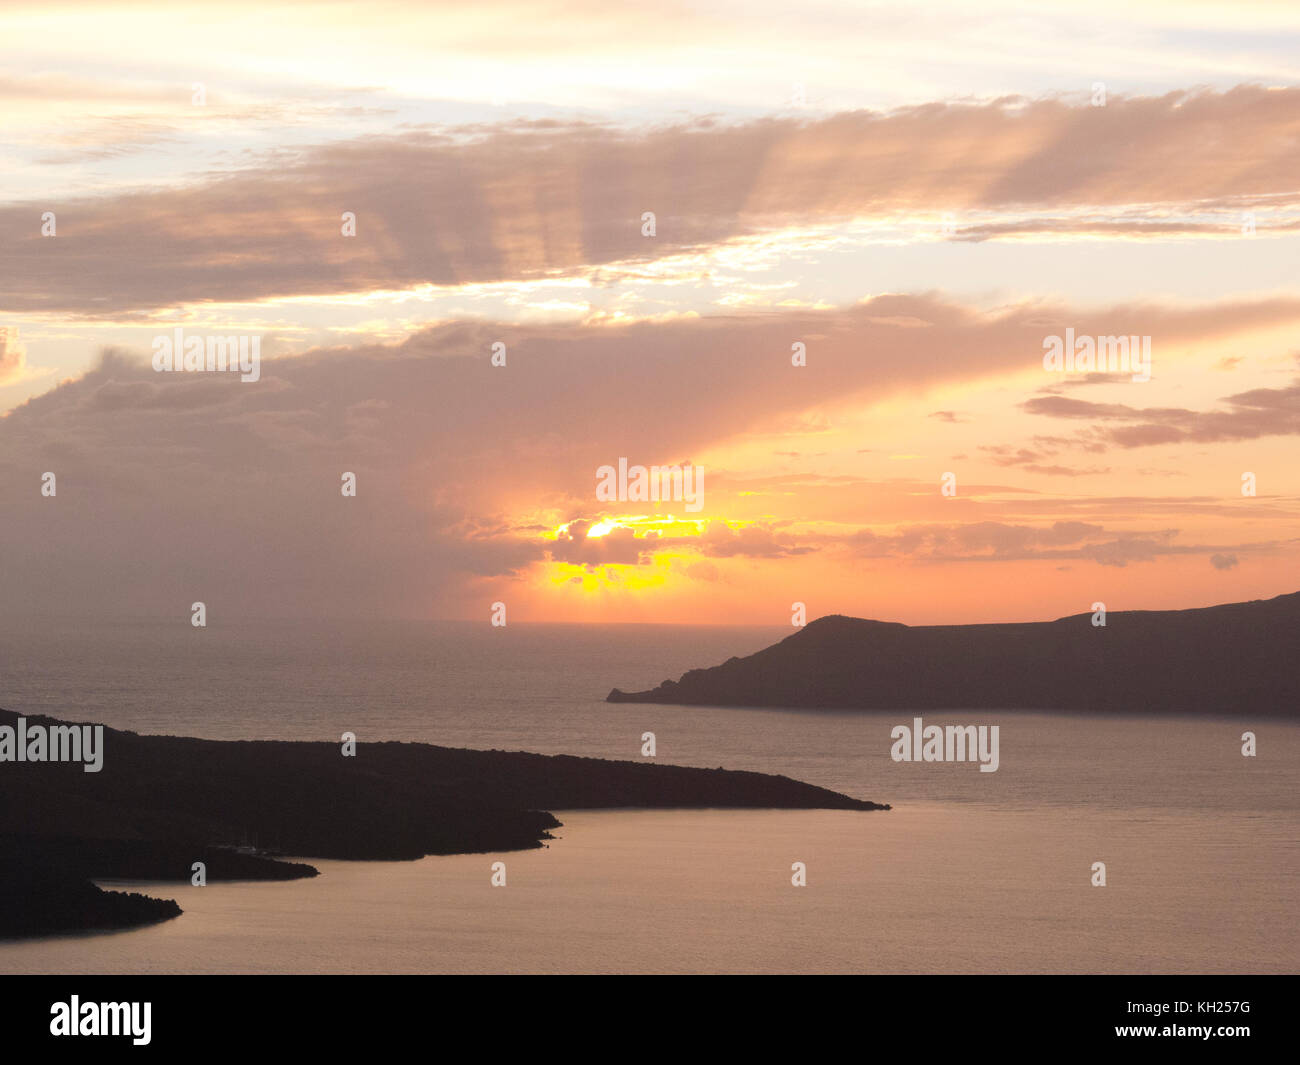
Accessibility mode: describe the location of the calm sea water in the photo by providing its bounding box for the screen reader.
[0,618,1295,973]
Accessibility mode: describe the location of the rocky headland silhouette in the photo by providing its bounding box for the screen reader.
[608,592,1299,714]
[0,708,886,937]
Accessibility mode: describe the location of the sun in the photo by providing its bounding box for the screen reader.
[586,518,621,537]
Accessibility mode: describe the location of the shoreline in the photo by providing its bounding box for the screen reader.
[0,707,887,939]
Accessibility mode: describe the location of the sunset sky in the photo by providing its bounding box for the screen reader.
[2,0,1299,625]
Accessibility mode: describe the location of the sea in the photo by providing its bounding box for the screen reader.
[0,617,1295,973]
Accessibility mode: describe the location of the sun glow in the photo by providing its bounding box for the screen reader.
[585,518,621,537]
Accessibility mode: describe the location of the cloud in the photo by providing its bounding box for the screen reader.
[1210,553,1239,570]
[1022,378,1300,447]
[550,521,649,566]
[2,291,1294,619]
[841,520,1264,567]
[10,86,1300,313]
[0,329,25,384]
[695,522,815,559]
[680,560,720,582]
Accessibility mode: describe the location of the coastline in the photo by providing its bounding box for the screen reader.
[0,707,887,939]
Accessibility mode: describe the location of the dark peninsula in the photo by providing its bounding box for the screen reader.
[608,592,1300,715]
[0,708,886,938]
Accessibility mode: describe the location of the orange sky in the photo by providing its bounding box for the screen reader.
[1,2,1298,626]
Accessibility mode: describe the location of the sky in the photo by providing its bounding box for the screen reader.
[1,0,1298,625]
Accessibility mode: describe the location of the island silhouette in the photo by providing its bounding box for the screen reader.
[0,708,887,938]
[608,591,1299,715]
